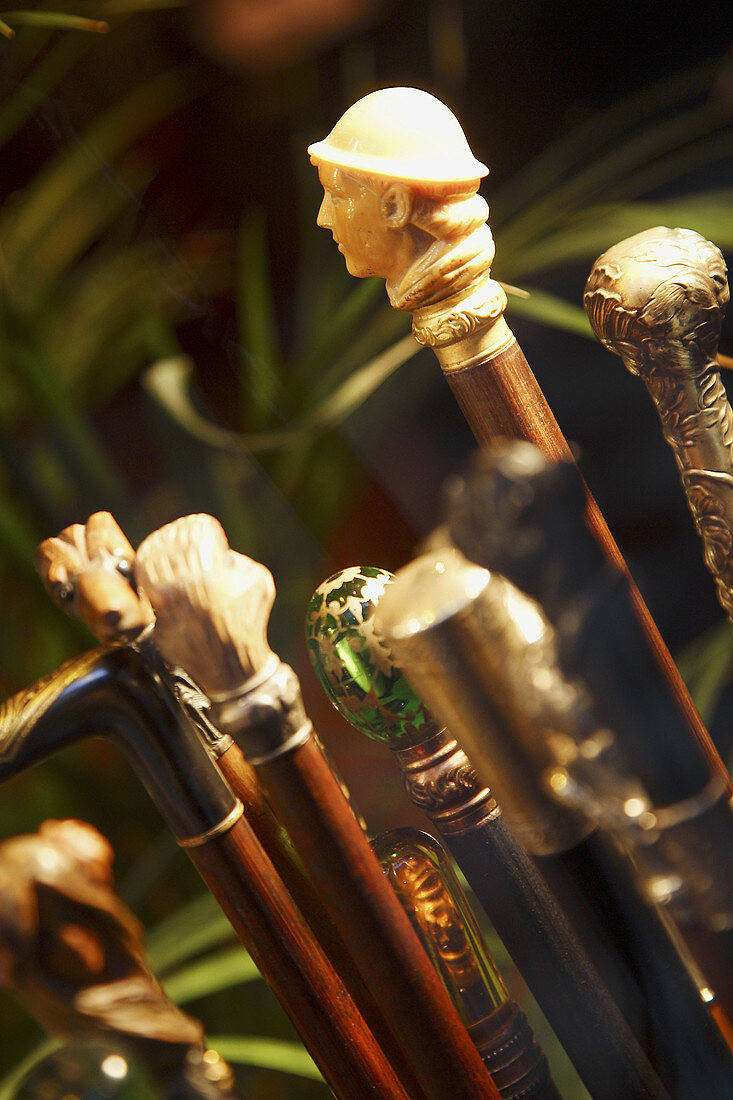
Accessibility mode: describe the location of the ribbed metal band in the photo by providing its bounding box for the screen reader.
[178,800,245,848]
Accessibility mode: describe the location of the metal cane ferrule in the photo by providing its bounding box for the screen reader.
[211,659,313,766]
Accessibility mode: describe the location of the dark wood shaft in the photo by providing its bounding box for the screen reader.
[444,338,730,791]
[445,819,666,1099]
[188,815,410,1100]
[256,735,501,1100]
[217,744,426,1100]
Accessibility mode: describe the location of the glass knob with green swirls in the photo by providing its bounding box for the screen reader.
[305,566,438,748]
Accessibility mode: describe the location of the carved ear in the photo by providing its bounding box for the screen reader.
[381,185,412,228]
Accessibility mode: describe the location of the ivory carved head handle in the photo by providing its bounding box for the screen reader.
[135,515,276,699]
[309,87,511,358]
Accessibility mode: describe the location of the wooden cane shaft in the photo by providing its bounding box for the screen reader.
[255,736,500,1100]
[444,340,730,792]
[217,743,426,1100]
[188,815,410,1100]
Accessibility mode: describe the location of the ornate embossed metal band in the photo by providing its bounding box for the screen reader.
[585,226,733,616]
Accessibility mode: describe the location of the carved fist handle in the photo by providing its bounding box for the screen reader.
[584,226,733,618]
[135,515,276,697]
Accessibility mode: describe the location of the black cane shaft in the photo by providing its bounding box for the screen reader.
[537,833,733,1096]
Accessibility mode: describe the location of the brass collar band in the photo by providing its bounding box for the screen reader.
[434,319,516,374]
[245,721,314,767]
[410,276,515,372]
[178,800,245,848]
[208,653,280,704]
[394,729,500,835]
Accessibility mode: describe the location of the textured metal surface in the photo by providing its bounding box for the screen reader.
[446,440,733,930]
[586,226,733,616]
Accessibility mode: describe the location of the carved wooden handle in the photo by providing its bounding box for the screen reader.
[585,226,733,617]
[35,512,154,646]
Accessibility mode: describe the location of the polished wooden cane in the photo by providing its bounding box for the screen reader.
[0,646,411,1100]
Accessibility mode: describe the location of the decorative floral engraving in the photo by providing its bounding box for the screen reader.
[405,756,483,812]
[585,227,733,615]
[0,651,102,772]
[412,280,508,348]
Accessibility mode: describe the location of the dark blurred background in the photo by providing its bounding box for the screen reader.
[1,1,732,1094]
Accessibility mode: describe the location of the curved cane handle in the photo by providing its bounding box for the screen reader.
[584,226,733,616]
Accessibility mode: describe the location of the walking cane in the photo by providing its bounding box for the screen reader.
[584,227,732,618]
[374,826,559,1100]
[0,653,409,1099]
[0,818,237,1099]
[373,548,733,1097]
[134,513,501,1100]
[307,86,726,791]
[306,566,676,1099]
[445,439,733,1013]
[584,228,733,1014]
[36,511,424,1100]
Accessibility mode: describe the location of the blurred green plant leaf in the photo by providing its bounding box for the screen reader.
[502,191,733,278]
[100,0,188,11]
[291,276,386,392]
[206,1036,324,1083]
[495,63,731,253]
[238,210,283,428]
[0,1038,59,1100]
[0,340,128,507]
[494,60,719,221]
[0,10,108,35]
[0,35,90,146]
[676,618,733,726]
[505,288,592,338]
[146,891,235,972]
[1,66,195,277]
[145,333,419,453]
[163,945,260,1004]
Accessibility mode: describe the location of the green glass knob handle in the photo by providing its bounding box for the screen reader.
[305,566,438,747]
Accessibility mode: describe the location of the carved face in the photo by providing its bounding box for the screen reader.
[316,164,406,280]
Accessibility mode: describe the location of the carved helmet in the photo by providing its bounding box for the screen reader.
[308,87,488,185]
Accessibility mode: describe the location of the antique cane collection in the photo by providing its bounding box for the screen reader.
[1,86,732,1098]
